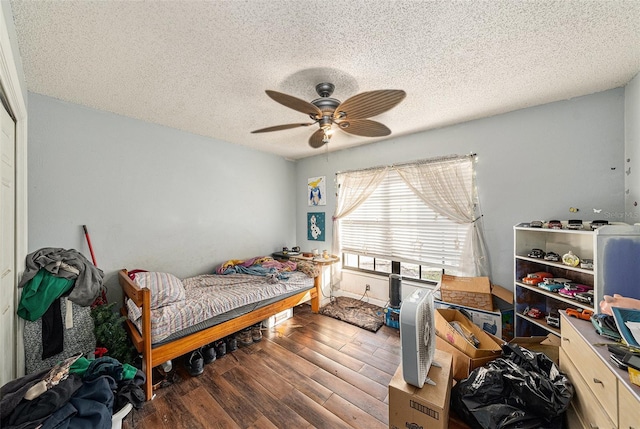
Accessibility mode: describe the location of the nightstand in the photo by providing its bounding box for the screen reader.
[289,254,339,312]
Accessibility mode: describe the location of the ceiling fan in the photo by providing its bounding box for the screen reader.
[251,83,406,148]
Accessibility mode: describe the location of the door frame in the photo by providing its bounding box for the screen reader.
[1,3,29,378]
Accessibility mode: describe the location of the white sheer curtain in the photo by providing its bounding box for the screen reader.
[394,156,489,276]
[331,167,388,288]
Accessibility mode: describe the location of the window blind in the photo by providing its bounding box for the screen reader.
[339,168,470,272]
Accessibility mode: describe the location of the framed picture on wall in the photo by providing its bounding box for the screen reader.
[307,212,325,241]
[307,176,326,206]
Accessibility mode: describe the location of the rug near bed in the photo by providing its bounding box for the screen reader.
[319,296,385,332]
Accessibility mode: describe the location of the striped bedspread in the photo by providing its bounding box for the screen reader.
[126,271,313,344]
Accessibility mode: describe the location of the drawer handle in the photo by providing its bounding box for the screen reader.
[589,424,598,429]
[562,337,570,342]
[592,378,603,385]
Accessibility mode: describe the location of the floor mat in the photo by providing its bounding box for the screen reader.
[319,296,385,332]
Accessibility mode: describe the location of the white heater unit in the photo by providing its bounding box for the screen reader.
[399,287,439,388]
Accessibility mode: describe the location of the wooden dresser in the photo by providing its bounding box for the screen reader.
[560,311,640,429]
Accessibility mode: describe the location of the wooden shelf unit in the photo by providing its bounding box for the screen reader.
[513,222,640,337]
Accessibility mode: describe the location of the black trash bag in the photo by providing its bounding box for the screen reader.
[451,343,574,429]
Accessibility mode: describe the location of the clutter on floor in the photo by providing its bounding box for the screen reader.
[450,343,573,429]
[389,350,453,429]
[18,247,106,374]
[182,325,261,378]
[0,354,144,429]
[434,308,503,380]
[436,274,514,341]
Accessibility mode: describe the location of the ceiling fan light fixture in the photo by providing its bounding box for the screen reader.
[322,125,332,144]
[253,83,406,149]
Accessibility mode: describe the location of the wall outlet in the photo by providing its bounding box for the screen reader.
[365,284,370,292]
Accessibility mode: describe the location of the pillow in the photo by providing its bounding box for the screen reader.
[132,271,185,309]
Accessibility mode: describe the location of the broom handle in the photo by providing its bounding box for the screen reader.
[82,225,98,266]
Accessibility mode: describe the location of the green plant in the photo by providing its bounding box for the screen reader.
[91,302,137,366]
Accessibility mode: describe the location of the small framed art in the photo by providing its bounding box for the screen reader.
[308,176,326,206]
[307,212,325,241]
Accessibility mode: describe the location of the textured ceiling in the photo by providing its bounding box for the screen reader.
[10,0,640,159]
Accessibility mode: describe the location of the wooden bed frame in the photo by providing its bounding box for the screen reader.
[118,268,321,400]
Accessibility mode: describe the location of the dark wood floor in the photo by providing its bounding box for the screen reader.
[122,303,400,429]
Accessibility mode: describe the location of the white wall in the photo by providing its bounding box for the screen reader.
[26,88,629,305]
[27,93,297,303]
[295,89,626,302]
[625,73,640,221]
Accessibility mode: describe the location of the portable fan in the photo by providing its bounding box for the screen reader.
[400,287,440,388]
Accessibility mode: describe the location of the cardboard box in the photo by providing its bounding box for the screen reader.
[435,309,503,358]
[509,334,560,365]
[435,300,515,341]
[389,350,453,429]
[436,336,501,380]
[440,274,513,312]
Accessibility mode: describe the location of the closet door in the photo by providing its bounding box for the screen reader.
[0,100,16,386]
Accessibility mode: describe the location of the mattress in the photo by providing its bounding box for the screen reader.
[126,271,314,345]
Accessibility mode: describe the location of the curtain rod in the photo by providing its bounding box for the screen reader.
[336,153,477,175]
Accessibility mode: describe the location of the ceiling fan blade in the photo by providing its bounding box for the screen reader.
[309,128,326,148]
[334,90,406,120]
[336,119,391,137]
[251,123,315,133]
[266,90,323,118]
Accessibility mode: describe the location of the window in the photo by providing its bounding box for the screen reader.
[339,167,470,275]
[334,156,486,291]
[342,253,442,283]
[343,253,393,274]
[400,262,419,278]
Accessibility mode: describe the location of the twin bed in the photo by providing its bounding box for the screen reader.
[118,257,323,400]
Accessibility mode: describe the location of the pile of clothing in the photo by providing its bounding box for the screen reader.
[1,355,145,429]
[216,255,296,276]
[215,255,320,280]
[18,248,104,360]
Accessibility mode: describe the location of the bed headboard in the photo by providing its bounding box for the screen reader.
[118,269,148,307]
[118,269,152,367]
